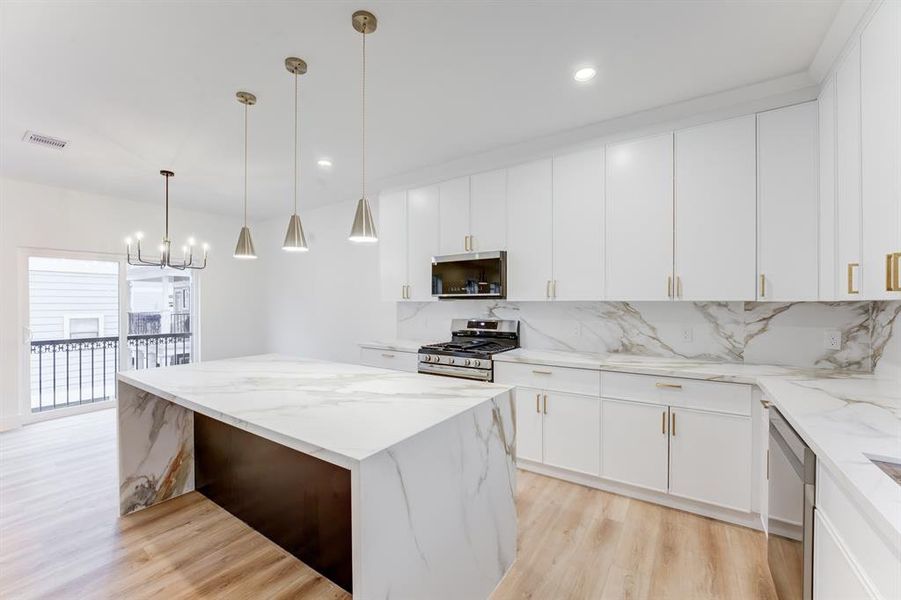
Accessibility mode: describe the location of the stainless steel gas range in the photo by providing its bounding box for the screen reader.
[417,319,519,381]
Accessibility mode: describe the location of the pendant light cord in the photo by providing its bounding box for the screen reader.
[294,71,299,215]
[243,102,248,226]
[361,28,366,201]
[164,173,169,240]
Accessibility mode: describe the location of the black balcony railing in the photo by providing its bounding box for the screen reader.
[170,312,190,333]
[29,333,192,412]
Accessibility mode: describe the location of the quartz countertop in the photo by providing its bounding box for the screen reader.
[357,339,429,353]
[118,354,511,468]
[492,348,849,384]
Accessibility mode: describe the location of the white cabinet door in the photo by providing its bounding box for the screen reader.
[861,0,901,299]
[515,387,544,463]
[507,160,553,300]
[552,148,605,300]
[675,116,757,301]
[668,407,751,512]
[814,512,875,600]
[606,134,674,301]
[757,102,819,301]
[378,191,408,302]
[406,185,439,301]
[438,176,470,255]
[819,78,838,300]
[836,43,863,299]
[470,169,507,251]
[601,398,668,493]
[542,391,600,476]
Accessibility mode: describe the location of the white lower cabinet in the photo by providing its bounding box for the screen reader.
[501,365,756,526]
[515,387,544,463]
[601,398,668,492]
[668,407,751,511]
[514,386,600,475]
[542,391,600,475]
[813,512,874,600]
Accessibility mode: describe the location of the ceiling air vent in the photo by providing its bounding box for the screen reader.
[22,131,69,150]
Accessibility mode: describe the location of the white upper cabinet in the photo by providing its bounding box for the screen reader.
[437,176,470,255]
[836,43,863,299]
[378,191,408,302]
[675,115,757,301]
[861,0,901,298]
[470,169,507,251]
[507,159,554,300]
[757,102,819,301]
[552,147,605,300]
[406,185,439,301]
[819,78,838,300]
[606,134,674,301]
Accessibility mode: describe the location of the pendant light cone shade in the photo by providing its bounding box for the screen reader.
[234,91,258,260]
[349,197,377,243]
[348,10,378,243]
[234,226,257,259]
[282,214,309,251]
[283,57,310,252]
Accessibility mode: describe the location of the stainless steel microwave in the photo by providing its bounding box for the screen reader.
[431,251,506,299]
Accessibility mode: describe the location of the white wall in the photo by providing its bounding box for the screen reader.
[0,177,267,429]
[258,198,395,363]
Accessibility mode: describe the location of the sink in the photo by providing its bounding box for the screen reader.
[867,454,901,486]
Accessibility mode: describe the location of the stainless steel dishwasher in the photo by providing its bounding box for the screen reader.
[767,404,816,600]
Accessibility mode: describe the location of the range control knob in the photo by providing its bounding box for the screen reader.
[464,359,471,366]
[472,359,481,368]
[448,357,456,365]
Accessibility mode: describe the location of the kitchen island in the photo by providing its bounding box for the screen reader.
[116,355,516,599]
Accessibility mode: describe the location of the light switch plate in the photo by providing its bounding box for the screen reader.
[824,329,842,350]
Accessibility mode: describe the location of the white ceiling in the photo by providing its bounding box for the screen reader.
[1,0,845,219]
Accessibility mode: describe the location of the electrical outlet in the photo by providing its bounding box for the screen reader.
[824,329,842,350]
[680,326,693,343]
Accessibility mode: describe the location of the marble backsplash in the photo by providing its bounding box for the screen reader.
[398,300,901,373]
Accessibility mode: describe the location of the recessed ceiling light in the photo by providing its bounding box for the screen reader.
[317,158,333,168]
[573,67,597,83]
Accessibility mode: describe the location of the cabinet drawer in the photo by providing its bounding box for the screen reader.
[359,348,418,373]
[817,463,898,600]
[494,361,600,396]
[601,372,751,416]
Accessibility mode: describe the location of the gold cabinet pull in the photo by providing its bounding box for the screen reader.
[543,394,548,414]
[760,399,771,408]
[532,369,552,375]
[759,273,766,298]
[656,382,682,390]
[546,280,552,299]
[676,276,683,299]
[536,393,541,413]
[381,353,395,358]
[661,410,667,435]
[671,411,676,436]
[887,252,901,292]
[667,276,673,299]
[552,280,557,299]
[847,263,859,295]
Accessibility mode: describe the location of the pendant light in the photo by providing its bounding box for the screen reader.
[125,170,208,270]
[282,57,309,252]
[234,91,258,259]
[348,10,378,243]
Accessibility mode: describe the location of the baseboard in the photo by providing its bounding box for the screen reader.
[0,415,22,432]
[517,459,763,531]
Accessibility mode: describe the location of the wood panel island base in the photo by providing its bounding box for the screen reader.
[116,355,517,600]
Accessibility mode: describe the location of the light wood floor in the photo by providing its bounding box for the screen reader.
[0,409,776,599]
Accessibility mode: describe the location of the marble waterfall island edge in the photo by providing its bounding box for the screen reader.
[117,355,517,599]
